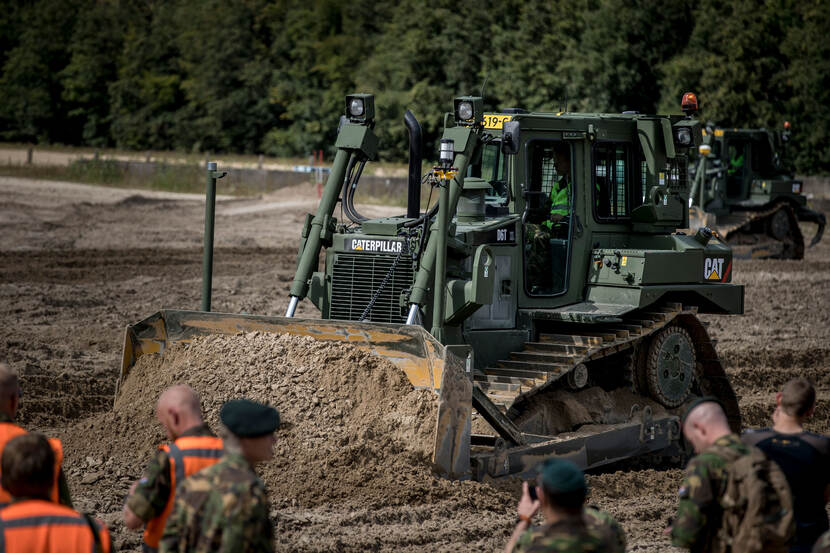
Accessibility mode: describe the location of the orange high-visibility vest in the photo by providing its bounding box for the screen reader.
[0,499,111,553]
[142,435,223,551]
[0,423,62,506]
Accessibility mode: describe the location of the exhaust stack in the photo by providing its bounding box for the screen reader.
[405,110,422,219]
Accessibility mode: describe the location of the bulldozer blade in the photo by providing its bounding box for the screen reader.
[120,309,473,478]
[796,205,826,247]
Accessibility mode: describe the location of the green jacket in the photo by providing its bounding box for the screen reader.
[514,506,626,553]
[671,433,751,552]
[543,176,570,229]
[160,452,274,553]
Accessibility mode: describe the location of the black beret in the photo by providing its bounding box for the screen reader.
[680,396,725,426]
[220,399,280,437]
[539,458,586,494]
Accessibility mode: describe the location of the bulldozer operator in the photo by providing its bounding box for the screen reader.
[542,147,572,235]
[525,145,571,294]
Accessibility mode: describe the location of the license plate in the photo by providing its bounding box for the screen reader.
[483,113,511,130]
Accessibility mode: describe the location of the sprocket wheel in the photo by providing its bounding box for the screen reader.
[768,209,791,241]
[645,325,696,408]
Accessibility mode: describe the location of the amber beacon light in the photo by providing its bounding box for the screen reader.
[681,92,698,114]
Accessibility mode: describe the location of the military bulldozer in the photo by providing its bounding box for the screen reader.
[689,120,825,259]
[120,93,744,480]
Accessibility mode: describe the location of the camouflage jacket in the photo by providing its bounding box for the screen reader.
[159,452,274,553]
[126,424,215,522]
[514,507,626,553]
[671,433,751,552]
[812,529,830,553]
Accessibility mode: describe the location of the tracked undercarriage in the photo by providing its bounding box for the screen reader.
[690,203,808,259]
[469,302,740,477]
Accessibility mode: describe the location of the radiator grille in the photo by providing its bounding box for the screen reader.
[330,253,414,323]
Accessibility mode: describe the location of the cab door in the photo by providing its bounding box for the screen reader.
[520,138,576,299]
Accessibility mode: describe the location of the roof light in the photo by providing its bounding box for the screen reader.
[681,92,698,114]
[348,98,364,117]
[453,96,483,127]
[344,94,375,124]
[457,101,473,121]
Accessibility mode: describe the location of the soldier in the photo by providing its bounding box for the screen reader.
[123,384,223,553]
[669,397,793,552]
[542,147,572,236]
[0,433,110,552]
[0,361,71,507]
[160,398,278,553]
[504,457,626,553]
[743,378,830,553]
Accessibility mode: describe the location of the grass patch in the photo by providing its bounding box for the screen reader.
[0,159,416,206]
[0,159,223,195]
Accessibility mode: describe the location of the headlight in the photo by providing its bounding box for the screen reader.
[349,98,364,117]
[344,94,374,123]
[457,101,474,121]
[675,127,692,146]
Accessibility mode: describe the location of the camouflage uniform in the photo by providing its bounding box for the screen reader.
[812,530,830,553]
[126,424,214,522]
[525,223,553,292]
[514,507,626,553]
[671,433,751,552]
[0,413,72,507]
[159,452,274,553]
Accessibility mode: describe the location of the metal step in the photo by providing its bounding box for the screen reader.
[642,311,669,322]
[496,359,572,373]
[480,365,557,380]
[509,351,576,364]
[606,324,643,336]
[523,342,590,354]
[537,333,608,346]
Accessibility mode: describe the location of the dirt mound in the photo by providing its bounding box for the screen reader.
[62,332,510,510]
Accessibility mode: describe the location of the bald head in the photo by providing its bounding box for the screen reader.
[156,385,204,440]
[682,400,732,453]
[0,362,20,419]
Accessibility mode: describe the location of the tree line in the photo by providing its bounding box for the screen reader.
[1,0,827,173]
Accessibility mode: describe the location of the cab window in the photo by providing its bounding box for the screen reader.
[593,142,637,220]
[468,142,507,201]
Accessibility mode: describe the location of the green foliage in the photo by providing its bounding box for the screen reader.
[0,0,81,142]
[0,0,826,173]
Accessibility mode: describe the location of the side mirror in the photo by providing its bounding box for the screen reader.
[501,121,521,155]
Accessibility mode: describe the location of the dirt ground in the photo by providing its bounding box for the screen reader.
[0,174,828,552]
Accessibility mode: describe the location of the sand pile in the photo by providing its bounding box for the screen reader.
[61,332,510,510]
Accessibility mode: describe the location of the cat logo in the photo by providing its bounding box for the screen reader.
[347,239,403,253]
[704,257,725,281]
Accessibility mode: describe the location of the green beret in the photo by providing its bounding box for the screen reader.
[539,458,586,495]
[680,396,724,427]
[220,399,280,437]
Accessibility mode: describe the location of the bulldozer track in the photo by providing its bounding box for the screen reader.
[473,301,740,429]
[716,202,804,259]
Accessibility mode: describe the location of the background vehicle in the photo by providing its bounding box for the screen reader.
[689,123,825,259]
[121,93,744,480]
